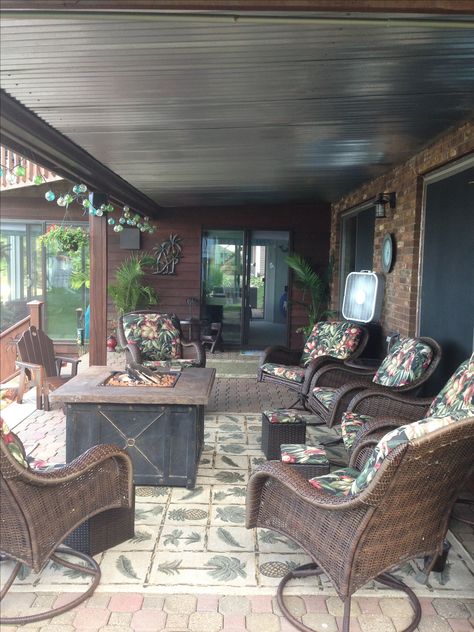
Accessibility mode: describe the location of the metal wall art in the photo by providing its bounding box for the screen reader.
[153,234,182,275]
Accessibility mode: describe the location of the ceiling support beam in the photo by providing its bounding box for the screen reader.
[0,90,162,218]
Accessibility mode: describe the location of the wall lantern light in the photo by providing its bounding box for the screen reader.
[374,192,396,218]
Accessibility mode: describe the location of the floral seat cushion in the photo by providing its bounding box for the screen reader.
[426,356,474,418]
[372,337,433,388]
[281,444,329,465]
[311,386,337,410]
[264,409,305,424]
[122,313,183,362]
[309,468,359,496]
[301,321,364,367]
[0,417,28,468]
[340,412,374,450]
[350,414,461,496]
[260,363,306,384]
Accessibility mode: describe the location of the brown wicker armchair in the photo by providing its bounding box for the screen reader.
[307,336,441,427]
[246,416,474,632]
[0,435,134,625]
[257,321,369,407]
[337,354,473,461]
[117,310,206,367]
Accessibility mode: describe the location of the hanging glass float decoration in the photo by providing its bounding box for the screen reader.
[43,181,157,234]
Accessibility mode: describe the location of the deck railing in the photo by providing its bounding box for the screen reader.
[0,146,61,191]
[0,301,44,383]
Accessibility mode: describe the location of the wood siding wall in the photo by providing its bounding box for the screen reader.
[107,203,331,349]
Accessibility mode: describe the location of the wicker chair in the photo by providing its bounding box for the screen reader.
[246,415,474,632]
[117,310,206,368]
[338,354,474,461]
[307,336,441,427]
[257,321,369,407]
[0,428,134,625]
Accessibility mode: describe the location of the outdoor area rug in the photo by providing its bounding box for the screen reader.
[2,413,474,597]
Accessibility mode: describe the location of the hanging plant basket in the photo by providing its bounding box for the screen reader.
[39,225,89,254]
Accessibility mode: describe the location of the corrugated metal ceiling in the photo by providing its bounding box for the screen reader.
[1,12,473,207]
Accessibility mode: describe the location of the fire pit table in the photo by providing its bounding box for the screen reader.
[50,366,216,488]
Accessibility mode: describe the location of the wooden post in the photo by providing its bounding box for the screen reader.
[89,192,108,366]
[28,299,44,330]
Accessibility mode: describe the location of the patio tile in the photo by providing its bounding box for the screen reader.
[222,613,247,631]
[418,615,453,631]
[211,504,246,526]
[134,503,165,525]
[108,525,160,551]
[272,595,306,618]
[163,613,189,629]
[149,552,256,587]
[108,612,133,626]
[214,454,249,470]
[164,504,209,525]
[257,553,313,587]
[158,526,207,551]
[197,594,220,611]
[257,528,302,553]
[433,599,472,619]
[130,608,166,630]
[108,593,144,612]
[219,595,251,615]
[212,484,248,504]
[327,596,361,616]
[208,526,255,552]
[447,619,474,631]
[135,486,171,503]
[99,551,151,584]
[204,470,248,485]
[188,612,223,631]
[246,612,280,632]
[170,485,211,504]
[357,614,395,631]
[72,607,110,628]
[163,594,197,614]
[301,613,338,631]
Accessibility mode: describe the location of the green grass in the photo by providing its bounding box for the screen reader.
[45,287,87,340]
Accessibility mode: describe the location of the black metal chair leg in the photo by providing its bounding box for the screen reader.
[0,547,101,625]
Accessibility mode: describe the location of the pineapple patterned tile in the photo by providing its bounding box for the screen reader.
[214,454,249,470]
[135,486,171,503]
[158,526,207,552]
[212,485,247,504]
[135,503,166,525]
[257,553,314,587]
[149,551,256,587]
[257,529,303,554]
[99,550,151,584]
[211,504,246,526]
[165,504,209,525]
[208,526,255,552]
[171,485,211,504]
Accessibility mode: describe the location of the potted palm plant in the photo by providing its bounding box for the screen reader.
[108,254,159,315]
[285,253,333,338]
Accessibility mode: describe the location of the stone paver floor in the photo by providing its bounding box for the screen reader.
[1,353,473,631]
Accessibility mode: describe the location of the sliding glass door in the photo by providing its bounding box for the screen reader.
[201,229,289,348]
[201,230,244,346]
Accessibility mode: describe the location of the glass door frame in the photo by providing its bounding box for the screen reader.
[201,227,292,348]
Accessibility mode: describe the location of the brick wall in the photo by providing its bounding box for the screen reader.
[329,120,474,342]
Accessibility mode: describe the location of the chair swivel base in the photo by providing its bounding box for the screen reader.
[277,563,421,632]
[0,546,101,625]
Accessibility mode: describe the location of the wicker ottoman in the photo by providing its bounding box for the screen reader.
[261,409,307,460]
[280,443,330,478]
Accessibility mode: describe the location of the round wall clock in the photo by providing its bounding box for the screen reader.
[381,233,395,273]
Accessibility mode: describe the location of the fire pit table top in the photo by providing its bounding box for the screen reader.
[50,366,216,406]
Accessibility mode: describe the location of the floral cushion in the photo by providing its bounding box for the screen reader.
[372,337,433,388]
[28,458,64,472]
[0,417,28,468]
[260,363,306,384]
[311,387,337,410]
[1,387,18,410]
[309,468,359,496]
[281,444,329,465]
[426,356,474,419]
[350,414,461,495]
[122,313,182,362]
[264,409,305,424]
[301,321,363,367]
[341,412,374,450]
